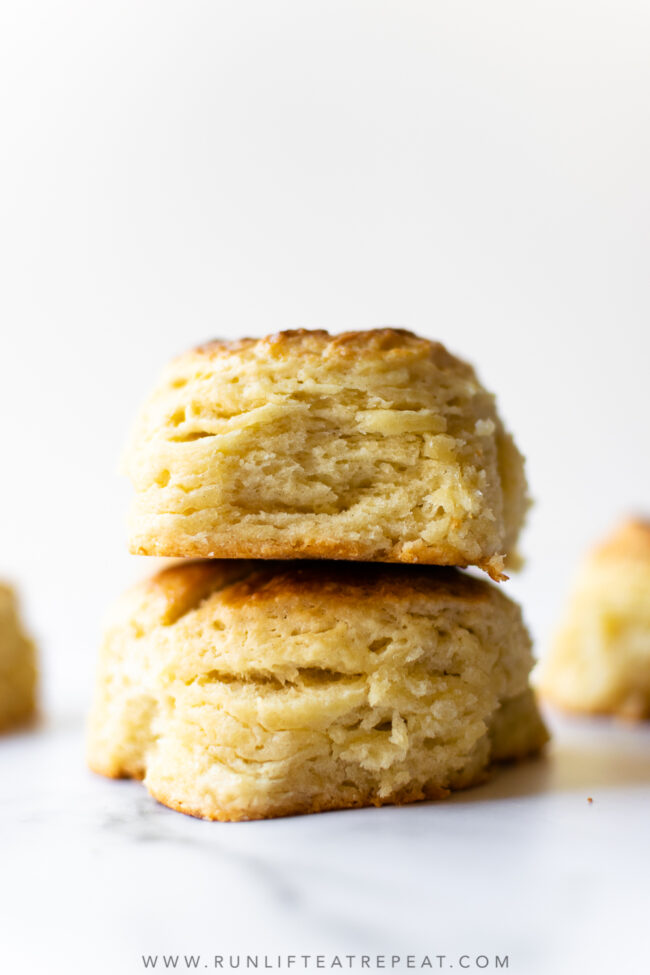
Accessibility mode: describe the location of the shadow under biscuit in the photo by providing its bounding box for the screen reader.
[445,717,650,803]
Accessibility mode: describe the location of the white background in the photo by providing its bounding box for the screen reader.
[0,3,649,973]
[1,0,649,708]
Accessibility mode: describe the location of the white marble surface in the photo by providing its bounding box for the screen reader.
[1,710,648,975]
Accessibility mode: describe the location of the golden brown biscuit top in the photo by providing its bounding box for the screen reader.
[187,328,466,370]
[143,559,497,626]
[592,518,650,564]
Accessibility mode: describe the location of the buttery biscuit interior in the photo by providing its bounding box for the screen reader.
[124,329,528,577]
[88,561,547,821]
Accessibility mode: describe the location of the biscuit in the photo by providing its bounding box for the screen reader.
[87,560,547,821]
[537,518,650,720]
[0,583,36,732]
[124,329,528,579]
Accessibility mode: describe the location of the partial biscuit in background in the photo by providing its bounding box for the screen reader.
[537,518,650,720]
[87,560,547,821]
[124,329,528,579]
[0,583,37,732]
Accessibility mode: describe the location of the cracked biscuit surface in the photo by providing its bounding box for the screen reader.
[0,584,36,732]
[538,518,650,720]
[124,329,528,579]
[87,560,547,821]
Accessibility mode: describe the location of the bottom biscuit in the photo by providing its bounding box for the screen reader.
[88,561,548,820]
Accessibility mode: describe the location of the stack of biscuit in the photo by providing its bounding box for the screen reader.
[88,329,547,820]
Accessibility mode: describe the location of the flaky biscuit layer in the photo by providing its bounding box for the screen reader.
[124,329,528,578]
[88,561,547,820]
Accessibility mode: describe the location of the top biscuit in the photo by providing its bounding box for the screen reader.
[124,329,528,577]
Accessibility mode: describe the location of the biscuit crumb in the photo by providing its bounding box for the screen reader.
[587,797,593,803]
